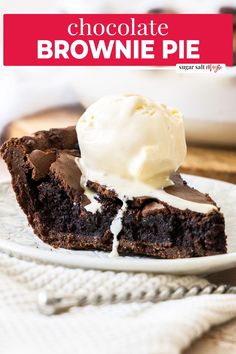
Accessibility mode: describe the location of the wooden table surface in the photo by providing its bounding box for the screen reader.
[1,106,236,354]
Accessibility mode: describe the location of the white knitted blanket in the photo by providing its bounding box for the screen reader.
[1,252,236,354]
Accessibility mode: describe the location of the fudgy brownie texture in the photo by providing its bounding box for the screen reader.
[0,126,227,258]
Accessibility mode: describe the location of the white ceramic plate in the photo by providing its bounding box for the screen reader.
[0,174,236,275]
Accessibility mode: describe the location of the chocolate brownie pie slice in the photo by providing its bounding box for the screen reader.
[0,95,226,258]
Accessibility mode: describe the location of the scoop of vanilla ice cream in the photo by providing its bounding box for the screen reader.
[76,94,186,189]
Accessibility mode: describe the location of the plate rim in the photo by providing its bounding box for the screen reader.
[0,174,236,275]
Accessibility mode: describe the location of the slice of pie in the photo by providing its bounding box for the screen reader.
[0,126,226,258]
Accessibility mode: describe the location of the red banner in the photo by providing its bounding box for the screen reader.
[3,14,233,66]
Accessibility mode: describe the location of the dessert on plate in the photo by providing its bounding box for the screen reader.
[0,94,226,258]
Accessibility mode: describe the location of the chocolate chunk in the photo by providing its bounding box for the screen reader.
[165,172,214,205]
[50,152,83,194]
[142,202,165,217]
[87,180,118,200]
[28,149,56,180]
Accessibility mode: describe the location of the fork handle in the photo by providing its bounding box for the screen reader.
[38,283,236,315]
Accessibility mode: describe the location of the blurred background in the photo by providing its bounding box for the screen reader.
[0,0,236,183]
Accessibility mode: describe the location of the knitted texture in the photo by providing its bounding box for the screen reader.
[1,252,236,354]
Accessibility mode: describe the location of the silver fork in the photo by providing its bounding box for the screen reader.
[38,284,236,315]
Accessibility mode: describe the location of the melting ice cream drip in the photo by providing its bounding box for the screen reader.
[109,198,128,257]
[84,188,101,213]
